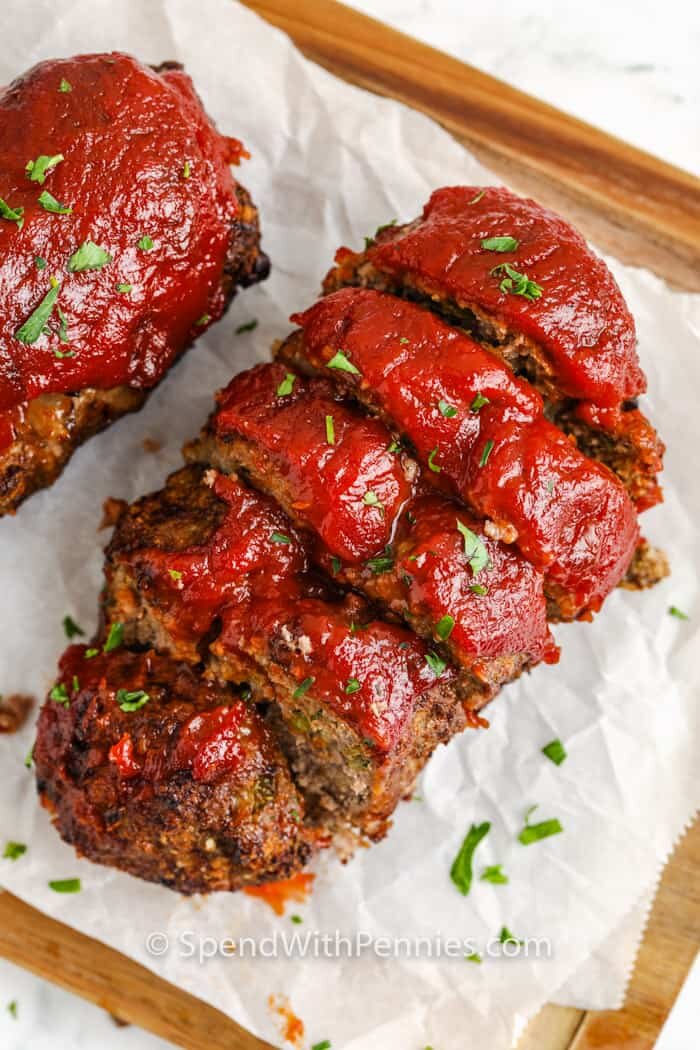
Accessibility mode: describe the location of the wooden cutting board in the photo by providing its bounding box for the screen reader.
[2,2,698,1047]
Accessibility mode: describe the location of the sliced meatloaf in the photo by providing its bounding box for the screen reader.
[278,290,645,620]
[103,464,473,841]
[185,361,557,676]
[35,646,310,894]
[323,186,664,512]
[0,54,269,516]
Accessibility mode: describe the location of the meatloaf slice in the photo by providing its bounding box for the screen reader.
[323,186,664,512]
[35,646,311,894]
[103,465,473,841]
[0,54,269,516]
[278,291,644,619]
[185,361,557,677]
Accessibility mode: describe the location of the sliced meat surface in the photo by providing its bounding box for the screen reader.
[280,290,641,619]
[187,361,556,669]
[324,186,663,511]
[35,646,310,893]
[0,53,269,515]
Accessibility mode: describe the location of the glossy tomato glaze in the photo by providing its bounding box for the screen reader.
[215,364,413,562]
[119,473,455,752]
[55,645,257,784]
[349,185,645,407]
[290,289,640,615]
[213,362,554,662]
[0,52,247,448]
[218,596,454,753]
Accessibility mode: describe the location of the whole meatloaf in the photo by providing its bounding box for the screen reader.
[324,186,664,513]
[0,52,268,515]
[35,646,311,894]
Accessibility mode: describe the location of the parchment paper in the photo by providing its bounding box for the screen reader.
[1,2,698,1047]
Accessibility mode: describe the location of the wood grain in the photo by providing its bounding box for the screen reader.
[241,0,700,291]
[1,2,697,1048]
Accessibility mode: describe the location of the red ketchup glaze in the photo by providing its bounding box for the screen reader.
[56,645,254,784]
[215,364,413,563]
[394,496,557,665]
[0,52,246,446]
[291,289,640,614]
[353,185,645,407]
[218,597,455,753]
[124,473,308,643]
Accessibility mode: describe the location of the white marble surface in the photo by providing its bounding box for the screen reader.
[1,2,698,1048]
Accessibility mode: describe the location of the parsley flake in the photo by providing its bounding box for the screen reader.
[183,160,191,179]
[491,263,543,302]
[50,682,70,707]
[425,651,447,676]
[116,283,132,294]
[137,235,154,251]
[435,614,455,641]
[236,319,258,334]
[345,678,361,694]
[468,189,486,206]
[7,1000,18,1019]
[470,393,490,412]
[362,490,383,511]
[542,739,567,766]
[450,821,490,895]
[365,549,394,574]
[499,926,523,946]
[311,1042,332,1050]
[168,569,183,581]
[427,447,441,473]
[479,438,495,467]
[438,399,458,418]
[327,349,361,375]
[38,190,72,215]
[669,605,689,621]
[271,531,292,544]
[15,277,61,345]
[103,622,124,653]
[325,414,335,445]
[49,878,81,893]
[84,648,99,659]
[518,805,563,845]
[68,240,112,272]
[63,615,84,639]
[481,235,519,253]
[59,78,72,93]
[3,841,27,860]
[293,677,314,699]
[466,952,483,963]
[0,198,24,229]
[481,864,508,884]
[26,154,64,185]
[35,256,47,270]
[116,689,149,712]
[276,372,296,397]
[456,519,490,575]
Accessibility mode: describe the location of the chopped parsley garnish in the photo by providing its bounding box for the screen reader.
[479,439,495,467]
[24,744,34,769]
[491,263,543,302]
[15,277,61,345]
[481,235,519,253]
[183,160,191,179]
[425,651,447,676]
[399,336,410,345]
[271,531,292,544]
[311,1042,332,1050]
[26,154,64,185]
[290,915,303,924]
[330,556,342,575]
[53,347,75,360]
[470,583,488,596]
[365,549,394,574]
[387,440,402,454]
[63,615,84,639]
[0,198,24,228]
[345,678,361,694]
[545,478,555,494]
[327,349,361,375]
[293,677,314,699]
[325,414,335,445]
[85,648,99,659]
[669,605,689,620]
[427,447,441,473]
[116,283,132,294]
[168,569,183,581]
[38,190,72,215]
[542,739,567,766]
[7,1000,18,1019]
[481,864,508,884]
[56,305,70,344]
[450,821,490,895]
[374,219,396,238]
[518,804,563,845]
[49,878,81,893]
[116,689,149,712]
[68,240,112,272]
[499,926,523,946]
[456,519,490,575]
[468,189,486,206]
[236,319,258,334]
[3,841,27,860]
[196,313,211,326]
[438,399,458,418]
[276,372,296,397]
[35,257,47,270]
[59,78,72,93]
[137,235,154,251]
[103,622,124,653]
[466,952,482,963]
[435,614,455,641]
[362,490,383,511]
[50,682,70,707]
[470,392,490,412]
